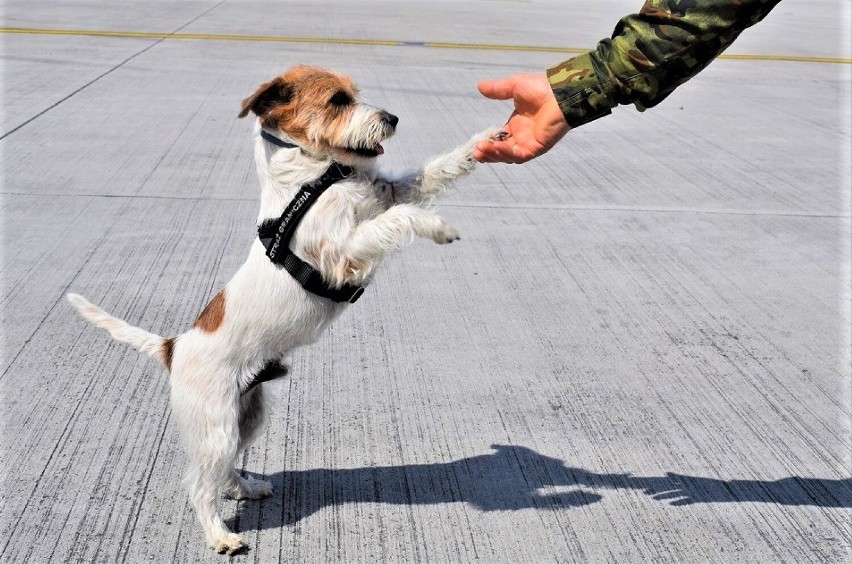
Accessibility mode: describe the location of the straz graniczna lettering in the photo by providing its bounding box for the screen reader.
[268,189,312,259]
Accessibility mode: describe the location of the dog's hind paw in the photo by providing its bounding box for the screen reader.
[212,533,245,555]
[243,476,273,499]
[432,223,460,244]
[226,475,274,500]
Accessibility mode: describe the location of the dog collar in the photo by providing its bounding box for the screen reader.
[260,129,299,150]
[257,161,366,304]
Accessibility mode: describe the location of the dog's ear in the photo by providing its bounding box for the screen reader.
[238,78,293,119]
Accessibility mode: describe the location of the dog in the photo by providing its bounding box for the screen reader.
[67,65,499,554]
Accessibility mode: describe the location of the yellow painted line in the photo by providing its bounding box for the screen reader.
[425,41,587,55]
[2,27,850,65]
[715,53,850,64]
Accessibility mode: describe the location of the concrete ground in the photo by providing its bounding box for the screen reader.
[2,1,850,562]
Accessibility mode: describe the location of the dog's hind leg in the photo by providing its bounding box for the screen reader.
[185,462,245,554]
[223,386,273,500]
[173,374,245,554]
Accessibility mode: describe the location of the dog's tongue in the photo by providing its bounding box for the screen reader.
[376,144,384,155]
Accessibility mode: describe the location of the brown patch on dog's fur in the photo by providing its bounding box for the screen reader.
[238,66,358,152]
[161,337,175,371]
[195,290,226,332]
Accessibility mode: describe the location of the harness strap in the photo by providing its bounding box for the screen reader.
[257,134,365,303]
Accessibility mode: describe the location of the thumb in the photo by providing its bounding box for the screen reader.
[477,77,516,100]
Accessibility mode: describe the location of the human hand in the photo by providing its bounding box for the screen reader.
[473,73,570,164]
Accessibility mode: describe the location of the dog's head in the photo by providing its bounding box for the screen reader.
[239,66,398,166]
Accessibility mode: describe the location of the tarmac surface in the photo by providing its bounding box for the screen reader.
[2,1,851,562]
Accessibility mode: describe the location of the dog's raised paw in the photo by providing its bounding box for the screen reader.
[459,127,505,164]
[474,127,506,145]
[213,533,246,555]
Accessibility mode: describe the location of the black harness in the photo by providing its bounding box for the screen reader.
[243,132,364,394]
[256,131,366,304]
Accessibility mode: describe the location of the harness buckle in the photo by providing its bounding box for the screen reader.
[348,287,365,303]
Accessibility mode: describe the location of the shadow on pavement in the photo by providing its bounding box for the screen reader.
[238,444,851,529]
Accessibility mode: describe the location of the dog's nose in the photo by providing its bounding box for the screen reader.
[383,112,399,128]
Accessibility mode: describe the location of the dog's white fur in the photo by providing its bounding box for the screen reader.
[68,66,497,554]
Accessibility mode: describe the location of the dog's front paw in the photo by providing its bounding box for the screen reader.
[432,223,460,244]
[456,127,504,167]
[421,129,503,191]
[465,127,505,152]
[212,533,245,555]
[477,127,507,144]
[447,128,503,173]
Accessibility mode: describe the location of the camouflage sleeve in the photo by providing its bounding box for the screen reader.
[547,0,782,128]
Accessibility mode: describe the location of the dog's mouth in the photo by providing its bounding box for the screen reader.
[344,144,384,158]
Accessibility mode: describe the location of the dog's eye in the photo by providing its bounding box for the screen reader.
[329,91,352,107]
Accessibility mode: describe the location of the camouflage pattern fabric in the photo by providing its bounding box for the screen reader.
[547,0,782,128]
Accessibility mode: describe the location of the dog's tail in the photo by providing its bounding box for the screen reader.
[67,293,170,364]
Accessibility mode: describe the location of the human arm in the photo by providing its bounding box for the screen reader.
[474,0,782,163]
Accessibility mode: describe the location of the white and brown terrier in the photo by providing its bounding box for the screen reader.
[68,65,498,554]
